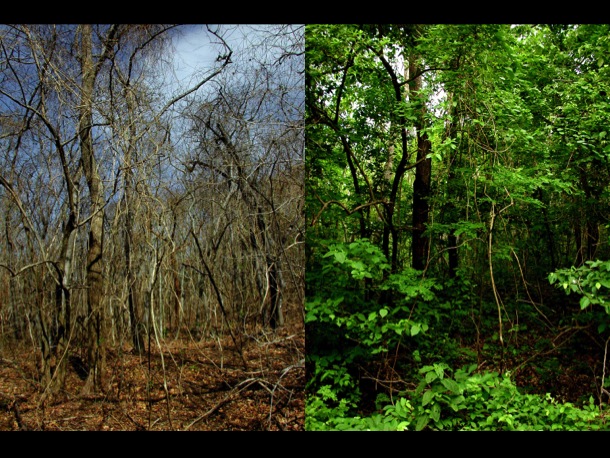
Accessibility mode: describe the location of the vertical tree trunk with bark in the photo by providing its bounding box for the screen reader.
[409,60,432,271]
[79,24,109,394]
[123,168,145,352]
[3,204,21,340]
[444,92,460,278]
[50,209,77,392]
[49,124,83,394]
[258,210,285,330]
[170,250,182,334]
[578,166,600,263]
[121,80,146,352]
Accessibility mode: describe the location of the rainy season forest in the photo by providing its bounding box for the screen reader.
[305,24,610,430]
[0,24,305,431]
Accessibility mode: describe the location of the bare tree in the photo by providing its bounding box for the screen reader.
[0,25,304,428]
[0,24,234,395]
[180,25,304,335]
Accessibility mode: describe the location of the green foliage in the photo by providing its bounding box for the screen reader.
[549,259,610,319]
[306,239,433,357]
[306,23,610,432]
[305,386,359,431]
[307,365,607,431]
[324,238,391,282]
[306,238,436,421]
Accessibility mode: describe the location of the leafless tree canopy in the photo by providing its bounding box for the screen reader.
[0,24,304,428]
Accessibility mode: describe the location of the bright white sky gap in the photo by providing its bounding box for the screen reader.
[168,25,269,94]
[171,25,221,88]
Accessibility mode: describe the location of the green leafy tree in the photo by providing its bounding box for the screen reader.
[306,23,610,430]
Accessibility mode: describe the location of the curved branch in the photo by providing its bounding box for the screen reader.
[0,260,58,278]
[310,197,388,227]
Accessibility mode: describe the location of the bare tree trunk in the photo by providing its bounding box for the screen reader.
[50,211,77,392]
[79,24,113,394]
[266,257,285,329]
[0,168,73,395]
[3,206,23,340]
[122,81,146,353]
[49,128,82,394]
[124,191,145,352]
[170,250,182,334]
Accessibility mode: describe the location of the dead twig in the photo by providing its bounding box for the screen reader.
[183,377,265,430]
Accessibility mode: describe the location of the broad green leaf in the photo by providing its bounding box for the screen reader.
[411,323,421,336]
[415,414,429,431]
[580,296,590,309]
[441,378,462,394]
[350,260,365,271]
[430,403,441,422]
[333,251,346,263]
[434,364,445,379]
[450,395,466,411]
[422,389,434,406]
[425,371,438,384]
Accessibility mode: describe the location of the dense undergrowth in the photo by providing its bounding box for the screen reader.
[305,239,610,431]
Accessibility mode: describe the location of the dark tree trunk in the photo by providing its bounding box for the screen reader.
[409,59,432,271]
[586,221,599,261]
[574,223,583,266]
[443,93,460,278]
[412,131,432,271]
[448,234,459,277]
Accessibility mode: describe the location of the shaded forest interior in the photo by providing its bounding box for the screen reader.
[0,25,305,430]
[305,24,610,430]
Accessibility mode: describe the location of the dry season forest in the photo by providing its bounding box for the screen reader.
[0,24,305,431]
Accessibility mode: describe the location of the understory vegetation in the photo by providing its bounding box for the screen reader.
[305,239,609,431]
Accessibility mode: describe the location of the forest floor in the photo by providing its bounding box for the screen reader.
[480,292,609,406]
[0,321,305,431]
[356,291,610,419]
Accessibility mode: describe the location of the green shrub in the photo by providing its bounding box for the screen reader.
[549,259,610,320]
[307,364,608,431]
[306,238,433,401]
